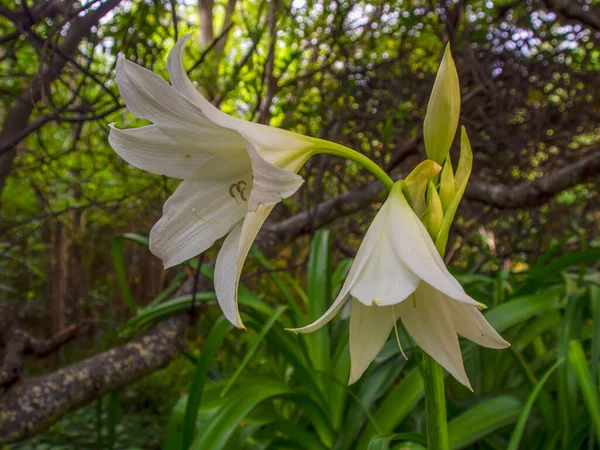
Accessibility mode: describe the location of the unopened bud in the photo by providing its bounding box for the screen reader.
[426,180,443,239]
[439,157,456,212]
[423,44,461,165]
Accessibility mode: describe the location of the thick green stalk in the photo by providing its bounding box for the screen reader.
[422,354,450,449]
[423,189,451,450]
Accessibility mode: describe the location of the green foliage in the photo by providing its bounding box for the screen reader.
[10,230,599,450]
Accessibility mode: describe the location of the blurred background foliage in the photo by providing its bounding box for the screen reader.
[0,0,599,448]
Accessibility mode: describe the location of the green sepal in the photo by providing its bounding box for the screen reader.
[404,160,442,218]
[435,126,473,255]
[439,157,456,213]
[423,44,461,165]
[426,180,443,239]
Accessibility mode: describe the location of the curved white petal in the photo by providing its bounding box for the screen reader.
[243,137,304,211]
[214,223,244,328]
[115,56,205,128]
[445,301,509,349]
[349,299,400,384]
[150,157,251,267]
[167,34,238,125]
[109,124,213,178]
[387,184,481,307]
[397,283,471,389]
[351,220,420,306]
[167,35,314,166]
[214,204,274,329]
[289,199,389,334]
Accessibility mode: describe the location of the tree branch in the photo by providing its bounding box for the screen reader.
[262,148,600,242]
[466,149,600,208]
[0,0,122,194]
[0,325,78,387]
[0,313,190,444]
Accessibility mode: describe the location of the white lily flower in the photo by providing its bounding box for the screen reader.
[109,34,318,328]
[290,182,509,388]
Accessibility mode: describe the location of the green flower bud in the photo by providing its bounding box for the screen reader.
[439,157,456,212]
[426,180,444,239]
[404,160,442,219]
[423,44,461,165]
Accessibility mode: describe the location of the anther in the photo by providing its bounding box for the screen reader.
[235,181,248,202]
[228,184,237,198]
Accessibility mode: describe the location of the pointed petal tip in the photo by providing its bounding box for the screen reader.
[283,327,299,335]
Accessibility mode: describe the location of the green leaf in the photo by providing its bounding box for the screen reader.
[367,433,427,450]
[251,247,304,319]
[483,289,562,333]
[305,230,332,392]
[423,44,460,165]
[111,233,149,312]
[357,368,425,449]
[189,380,293,450]
[591,286,600,387]
[220,306,287,397]
[183,317,233,450]
[106,392,120,450]
[507,359,563,450]
[568,340,600,447]
[448,396,523,449]
[260,420,329,450]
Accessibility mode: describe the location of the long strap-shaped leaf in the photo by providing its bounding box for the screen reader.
[507,359,563,450]
[182,317,232,450]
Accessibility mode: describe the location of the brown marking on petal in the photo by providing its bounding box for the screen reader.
[185,154,191,158]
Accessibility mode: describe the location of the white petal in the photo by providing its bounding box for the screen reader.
[150,172,250,268]
[109,124,213,178]
[445,301,509,349]
[288,292,350,334]
[115,56,205,127]
[349,299,399,384]
[167,34,237,125]
[167,36,315,164]
[243,137,304,211]
[387,185,481,307]
[397,283,471,389]
[350,217,420,306]
[214,204,274,329]
[214,223,244,328]
[289,199,389,334]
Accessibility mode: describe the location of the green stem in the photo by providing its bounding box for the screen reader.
[421,195,451,450]
[422,354,450,450]
[312,139,394,191]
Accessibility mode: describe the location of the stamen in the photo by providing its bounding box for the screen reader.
[229,180,249,202]
[391,304,408,360]
[228,184,237,198]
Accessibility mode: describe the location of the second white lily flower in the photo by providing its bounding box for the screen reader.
[291,182,509,388]
[109,34,318,328]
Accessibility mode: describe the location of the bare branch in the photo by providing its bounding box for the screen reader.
[262,147,600,242]
[0,313,189,444]
[0,0,122,194]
